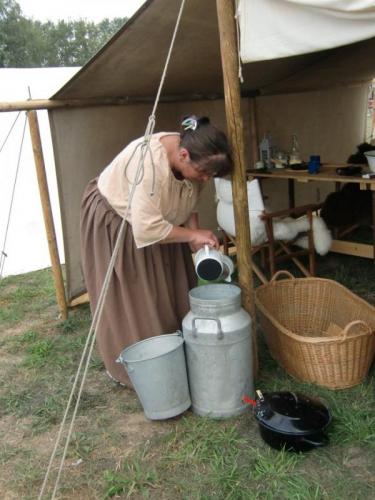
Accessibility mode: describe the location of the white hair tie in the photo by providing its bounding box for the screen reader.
[182,116,198,131]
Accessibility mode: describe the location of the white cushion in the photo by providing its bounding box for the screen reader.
[214,178,265,211]
[216,200,267,246]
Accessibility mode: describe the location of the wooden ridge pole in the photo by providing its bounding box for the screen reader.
[216,0,258,375]
[27,110,68,320]
[0,98,124,112]
[0,93,226,113]
[0,97,144,112]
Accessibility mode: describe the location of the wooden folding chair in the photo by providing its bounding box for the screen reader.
[220,203,322,283]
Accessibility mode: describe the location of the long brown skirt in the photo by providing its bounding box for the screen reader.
[80,178,197,385]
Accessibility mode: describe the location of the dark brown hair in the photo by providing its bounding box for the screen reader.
[180,116,233,177]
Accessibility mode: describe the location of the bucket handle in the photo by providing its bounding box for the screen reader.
[340,320,373,341]
[116,354,134,373]
[192,317,223,340]
[115,331,183,369]
[270,270,295,283]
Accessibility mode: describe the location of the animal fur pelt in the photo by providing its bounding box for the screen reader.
[347,142,374,164]
[320,184,372,229]
[272,215,332,256]
[214,177,332,256]
[216,199,332,255]
[294,216,332,256]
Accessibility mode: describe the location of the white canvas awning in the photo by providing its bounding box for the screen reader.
[52,0,375,101]
[238,0,375,63]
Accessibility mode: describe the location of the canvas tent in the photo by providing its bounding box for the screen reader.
[41,0,375,304]
[0,67,78,278]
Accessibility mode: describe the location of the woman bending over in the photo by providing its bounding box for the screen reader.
[80,115,233,385]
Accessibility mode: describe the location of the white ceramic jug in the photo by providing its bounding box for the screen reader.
[194,245,234,282]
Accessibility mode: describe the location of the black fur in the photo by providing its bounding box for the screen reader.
[347,142,374,164]
[320,184,372,229]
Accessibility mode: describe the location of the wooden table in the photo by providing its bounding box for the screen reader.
[247,164,375,260]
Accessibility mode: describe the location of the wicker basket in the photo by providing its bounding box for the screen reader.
[255,271,375,389]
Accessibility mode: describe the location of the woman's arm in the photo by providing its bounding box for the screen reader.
[160,223,219,250]
[183,212,217,252]
[185,212,199,231]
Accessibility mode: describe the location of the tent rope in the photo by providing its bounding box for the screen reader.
[38,1,187,498]
[0,111,21,154]
[0,112,27,279]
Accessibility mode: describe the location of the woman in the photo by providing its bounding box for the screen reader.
[80,115,233,386]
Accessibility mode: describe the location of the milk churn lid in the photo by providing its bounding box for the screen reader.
[254,391,331,436]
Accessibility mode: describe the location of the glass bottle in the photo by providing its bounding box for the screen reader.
[259,133,272,168]
[289,133,301,164]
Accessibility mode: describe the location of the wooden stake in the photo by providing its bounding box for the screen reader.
[216,0,258,375]
[69,292,89,308]
[27,110,68,320]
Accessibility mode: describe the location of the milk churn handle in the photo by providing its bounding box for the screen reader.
[173,330,183,337]
[192,317,223,340]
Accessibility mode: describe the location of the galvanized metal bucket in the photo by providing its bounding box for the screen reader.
[116,332,191,420]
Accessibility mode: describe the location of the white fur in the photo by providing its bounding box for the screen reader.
[216,200,268,246]
[215,177,264,210]
[215,179,332,255]
[295,215,332,256]
[272,217,299,241]
[272,215,332,255]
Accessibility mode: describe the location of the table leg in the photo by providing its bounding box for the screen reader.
[288,179,295,209]
[333,182,341,240]
[372,190,375,261]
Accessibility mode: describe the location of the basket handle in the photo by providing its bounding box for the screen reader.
[270,270,296,283]
[341,320,373,340]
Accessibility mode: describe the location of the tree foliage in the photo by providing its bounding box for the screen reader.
[0,0,126,67]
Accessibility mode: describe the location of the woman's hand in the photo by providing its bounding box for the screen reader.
[160,224,219,251]
[184,213,219,252]
[189,229,219,252]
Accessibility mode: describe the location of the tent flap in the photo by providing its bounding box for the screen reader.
[238,0,375,63]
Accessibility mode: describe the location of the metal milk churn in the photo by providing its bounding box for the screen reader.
[182,283,253,418]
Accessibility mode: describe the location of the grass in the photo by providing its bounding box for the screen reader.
[103,461,159,498]
[0,268,56,326]
[0,255,374,499]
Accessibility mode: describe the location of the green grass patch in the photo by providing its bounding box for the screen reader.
[0,268,56,326]
[104,460,159,498]
[0,263,374,499]
[164,417,245,466]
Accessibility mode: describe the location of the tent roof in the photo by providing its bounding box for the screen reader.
[52,0,375,101]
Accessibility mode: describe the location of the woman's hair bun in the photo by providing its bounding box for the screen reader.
[179,115,232,176]
[181,115,210,131]
[197,116,210,126]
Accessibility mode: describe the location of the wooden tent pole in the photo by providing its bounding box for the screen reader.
[27,110,68,320]
[216,0,258,375]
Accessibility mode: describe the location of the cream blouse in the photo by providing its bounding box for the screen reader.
[97,132,202,248]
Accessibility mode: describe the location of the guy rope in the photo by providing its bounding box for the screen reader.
[38,1,187,498]
[0,111,27,279]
